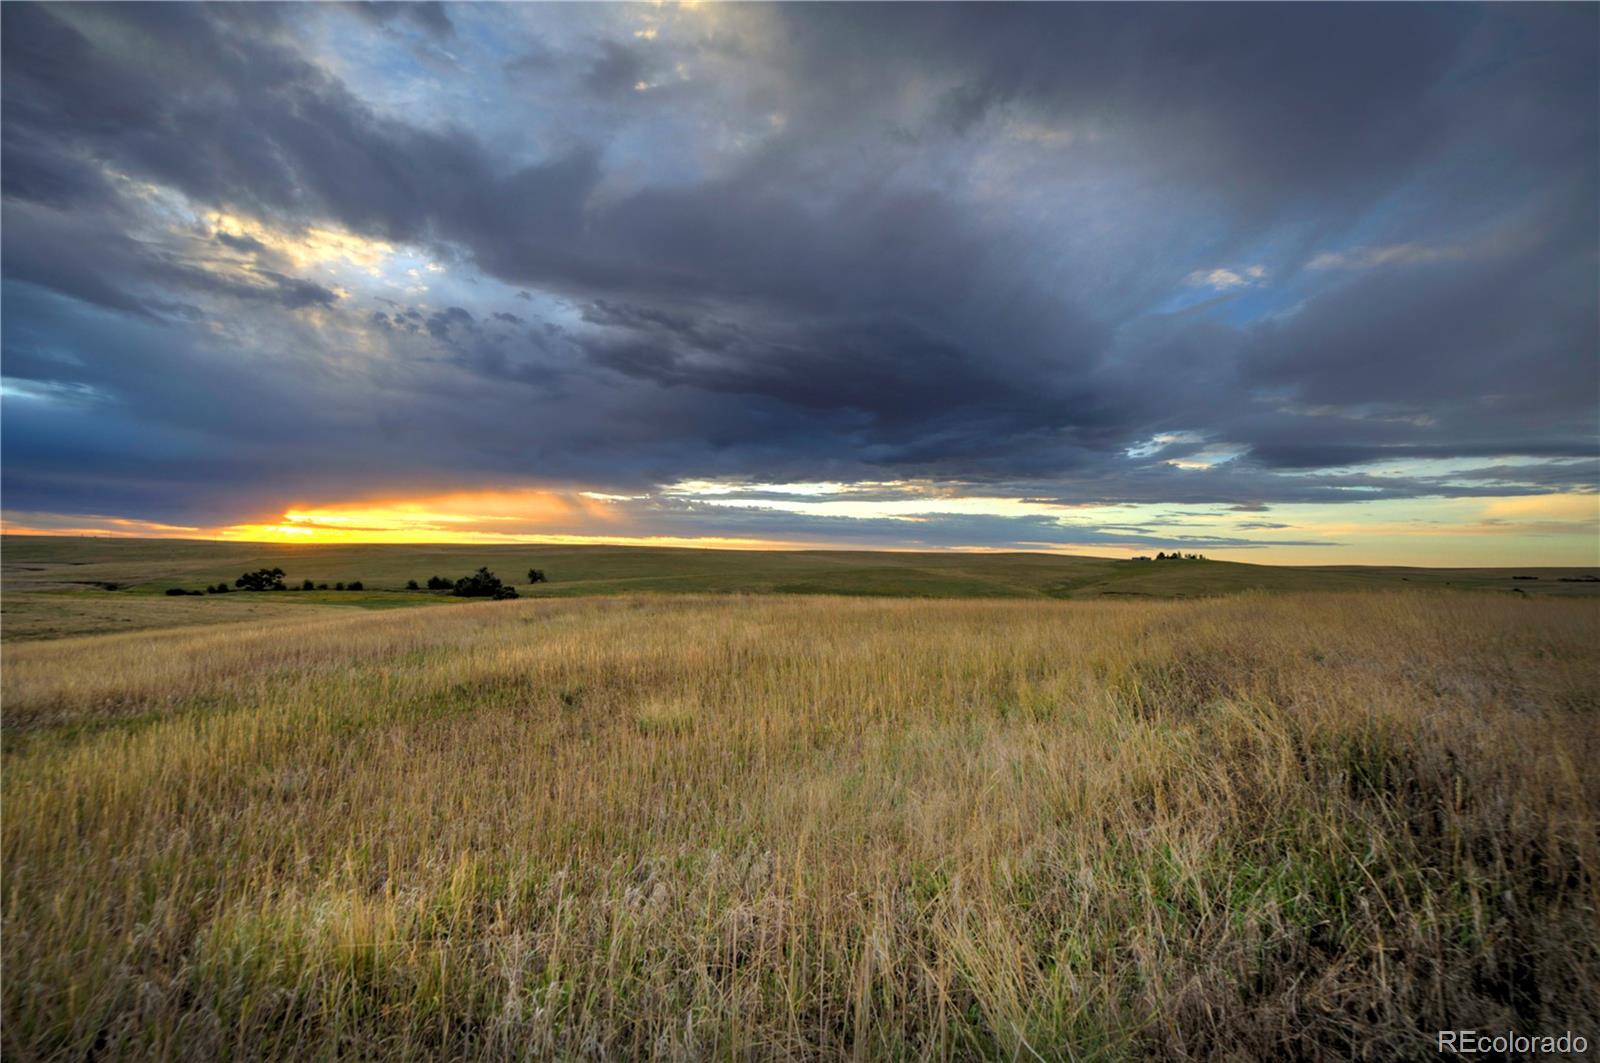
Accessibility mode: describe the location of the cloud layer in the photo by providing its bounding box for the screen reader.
[2,3,1596,557]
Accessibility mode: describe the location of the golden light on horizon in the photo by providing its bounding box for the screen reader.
[211,488,623,544]
[171,486,807,550]
[2,486,1595,565]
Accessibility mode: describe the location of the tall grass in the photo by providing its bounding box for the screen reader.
[4,593,1597,1059]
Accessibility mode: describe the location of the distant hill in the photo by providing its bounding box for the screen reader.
[5,535,1597,609]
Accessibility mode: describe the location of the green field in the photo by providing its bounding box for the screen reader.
[4,535,1596,641]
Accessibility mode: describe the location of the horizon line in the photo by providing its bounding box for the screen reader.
[3,530,1594,572]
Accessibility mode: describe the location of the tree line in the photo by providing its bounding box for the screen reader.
[165,566,543,599]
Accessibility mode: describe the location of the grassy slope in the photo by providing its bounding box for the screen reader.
[4,592,1597,1058]
[5,534,1596,610]
[0,590,332,642]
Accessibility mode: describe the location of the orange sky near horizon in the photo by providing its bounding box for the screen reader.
[3,484,1596,567]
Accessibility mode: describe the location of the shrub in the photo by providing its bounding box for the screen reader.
[301,579,316,591]
[527,568,546,584]
[494,586,519,600]
[452,567,507,598]
[426,576,452,590]
[234,568,286,591]
[406,580,420,590]
[164,588,189,596]
[334,582,345,591]
[347,581,364,591]
[317,583,329,590]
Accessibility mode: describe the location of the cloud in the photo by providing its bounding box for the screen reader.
[1307,244,1462,270]
[1,2,1595,554]
[583,40,650,98]
[215,230,268,254]
[425,306,474,339]
[341,2,454,39]
[1184,265,1265,290]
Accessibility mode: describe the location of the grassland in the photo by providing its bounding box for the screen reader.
[4,588,1598,1059]
[4,535,1596,638]
[0,589,333,642]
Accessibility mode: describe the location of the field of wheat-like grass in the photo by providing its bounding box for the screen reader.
[3,592,1597,1060]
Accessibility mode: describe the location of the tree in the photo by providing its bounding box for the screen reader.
[527,568,546,584]
[452,567,507,598]
[301,578,316,591]
[426,575,452,590]
[347,580,364,591]
[335,582,345,591]
[406,579,420,590]
[234,567,286,591]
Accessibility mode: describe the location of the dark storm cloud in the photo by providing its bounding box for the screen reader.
[215,231,268,254]
[577,299,1064,439]
[425,306,474,340]
[628,503,1338,553]
[1246,441,1600,471]
[777,4,1469,200]
[582,40,650,98]
[342,1,453,38]
[1,196,339,317]
[2,2,1595,540]
[2,3,506,240]
[1237,222,1598,434]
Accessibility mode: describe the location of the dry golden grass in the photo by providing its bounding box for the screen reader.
[3,593,1597,1060]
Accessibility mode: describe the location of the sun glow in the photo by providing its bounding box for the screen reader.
[213,488,621,544]
[4,484,1595,564]
[181,487,803,550]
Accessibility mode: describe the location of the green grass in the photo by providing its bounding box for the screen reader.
[0,588,334,641]
[5,535,1596,626]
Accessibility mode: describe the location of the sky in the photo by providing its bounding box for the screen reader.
[2,2,1596,564]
